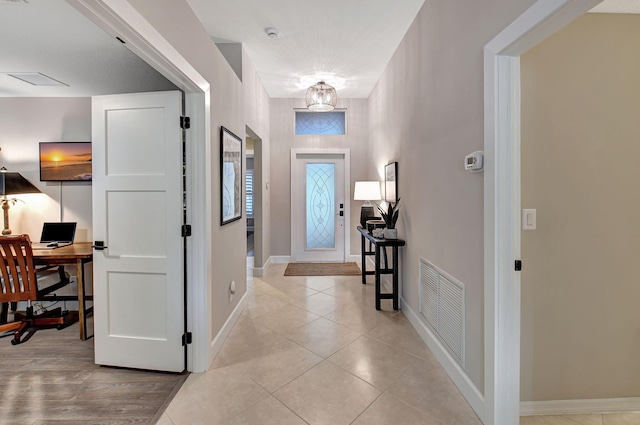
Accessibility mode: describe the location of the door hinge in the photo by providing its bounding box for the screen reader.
[180,116,191,129]
[515,260,522,271]
[182,332,192,346]
[182,224,192,237]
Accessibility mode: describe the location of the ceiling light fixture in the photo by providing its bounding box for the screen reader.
[305,81,337,112]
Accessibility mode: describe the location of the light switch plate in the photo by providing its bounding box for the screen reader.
[522,209,536,230]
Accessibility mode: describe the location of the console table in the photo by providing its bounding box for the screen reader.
[357,226,405,310]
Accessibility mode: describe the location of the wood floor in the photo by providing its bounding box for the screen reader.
[0,318,187,425]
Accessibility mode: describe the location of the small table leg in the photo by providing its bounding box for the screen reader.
[76,259,87,340]
[375,245,381,310]
[360,233,366,284]
[392,246,399,310]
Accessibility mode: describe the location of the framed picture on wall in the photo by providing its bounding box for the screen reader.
[220,126,243,225]
[385,162,398,203]
[39,142,92,181]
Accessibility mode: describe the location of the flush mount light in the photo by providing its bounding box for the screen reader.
[5,72,68,86]
[305,81,337,112]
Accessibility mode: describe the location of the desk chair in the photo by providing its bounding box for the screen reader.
[0,235,69,345]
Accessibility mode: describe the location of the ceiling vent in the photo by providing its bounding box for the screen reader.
[0,0,29,3]
[5,72,68,86]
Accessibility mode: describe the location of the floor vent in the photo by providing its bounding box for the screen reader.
[419,258,465,366]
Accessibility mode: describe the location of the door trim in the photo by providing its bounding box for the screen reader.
[68,0,211,373]
[483,0,601,423]
[290,148,351,263]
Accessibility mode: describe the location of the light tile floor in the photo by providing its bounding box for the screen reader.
[157,263,483,425]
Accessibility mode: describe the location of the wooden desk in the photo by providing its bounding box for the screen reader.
[33,242,93,340]
[357,226,405,310]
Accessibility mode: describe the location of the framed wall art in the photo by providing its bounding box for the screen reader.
[220,126,242,225]
[39,142,92,181]
[384,162,398,203]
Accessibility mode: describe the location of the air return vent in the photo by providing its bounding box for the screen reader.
[419,258,465,366]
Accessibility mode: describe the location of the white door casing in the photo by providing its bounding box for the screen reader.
[291,149,351,262]
[92,91,184,372]
[483,1,601,423]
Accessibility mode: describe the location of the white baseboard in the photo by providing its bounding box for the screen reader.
[349,254,360,262]
[270,255,291,264]
[520,398,640,416]
[253,256,271,277]
[402,301,485,422]
[207,291,248,369]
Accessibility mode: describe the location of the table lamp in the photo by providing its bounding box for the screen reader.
[354,181,382,227]
[0,167,42,235]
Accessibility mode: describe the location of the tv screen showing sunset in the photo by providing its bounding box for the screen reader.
[40,142,92,181]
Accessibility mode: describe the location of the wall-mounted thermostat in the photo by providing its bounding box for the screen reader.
[464,151,484,171]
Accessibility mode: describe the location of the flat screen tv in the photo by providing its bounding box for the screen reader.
[39,142,92,182]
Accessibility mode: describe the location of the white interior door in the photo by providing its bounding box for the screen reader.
[291,152,347,262]
[92,91,184,372]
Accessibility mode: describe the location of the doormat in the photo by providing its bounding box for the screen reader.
[284,262,361,276]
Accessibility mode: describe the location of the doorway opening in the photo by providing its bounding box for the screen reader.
[246,144,255,257]
[69,0,210,373]
[246,126,263,274]
[483,0,601,423]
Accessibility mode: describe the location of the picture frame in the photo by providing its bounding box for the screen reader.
[39,142,92,182]
[384,162,398,203]
[220,126,243,225]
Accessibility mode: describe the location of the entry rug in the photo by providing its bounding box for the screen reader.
[284,262,361,276]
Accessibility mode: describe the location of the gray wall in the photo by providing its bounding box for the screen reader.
[0,97,92,242]
[367,0,537,392]
[243,48,271,268]
[521,13,640,402]
[269,98,369,258]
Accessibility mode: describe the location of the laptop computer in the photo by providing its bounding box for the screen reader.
[31,222,77,249]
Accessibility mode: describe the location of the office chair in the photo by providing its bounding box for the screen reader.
[0,235,69,344]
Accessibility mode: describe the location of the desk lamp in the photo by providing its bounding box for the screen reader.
[354,181,382,228]
[0,167,42,235]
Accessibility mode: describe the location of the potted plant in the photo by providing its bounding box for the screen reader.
[376,198,400,239]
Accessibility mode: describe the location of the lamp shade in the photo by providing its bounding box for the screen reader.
[305,81,337,112]
[354,181,381,201]
[0,171,41,196]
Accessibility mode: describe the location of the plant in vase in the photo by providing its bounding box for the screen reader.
[376,198,400,239]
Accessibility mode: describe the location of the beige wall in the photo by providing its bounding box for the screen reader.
[521,13,640,402]
[243,48,271,267]
[128,0,247,350]
[269,98,369,258]
[368,0,537,392]
[0,98,92,242]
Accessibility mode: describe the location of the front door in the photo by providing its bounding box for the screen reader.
[92,91,184,372]
[291,152,347,262]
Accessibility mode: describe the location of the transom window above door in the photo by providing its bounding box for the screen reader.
[295,110,346,135]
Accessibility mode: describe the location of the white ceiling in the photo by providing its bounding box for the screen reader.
[186,0,426,99]
[0,0,636,99]
[590,0,640,13]
[0,0,175,97]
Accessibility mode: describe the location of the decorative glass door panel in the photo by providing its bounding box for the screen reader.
[291,152,346,262]
[306,163,335,249]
